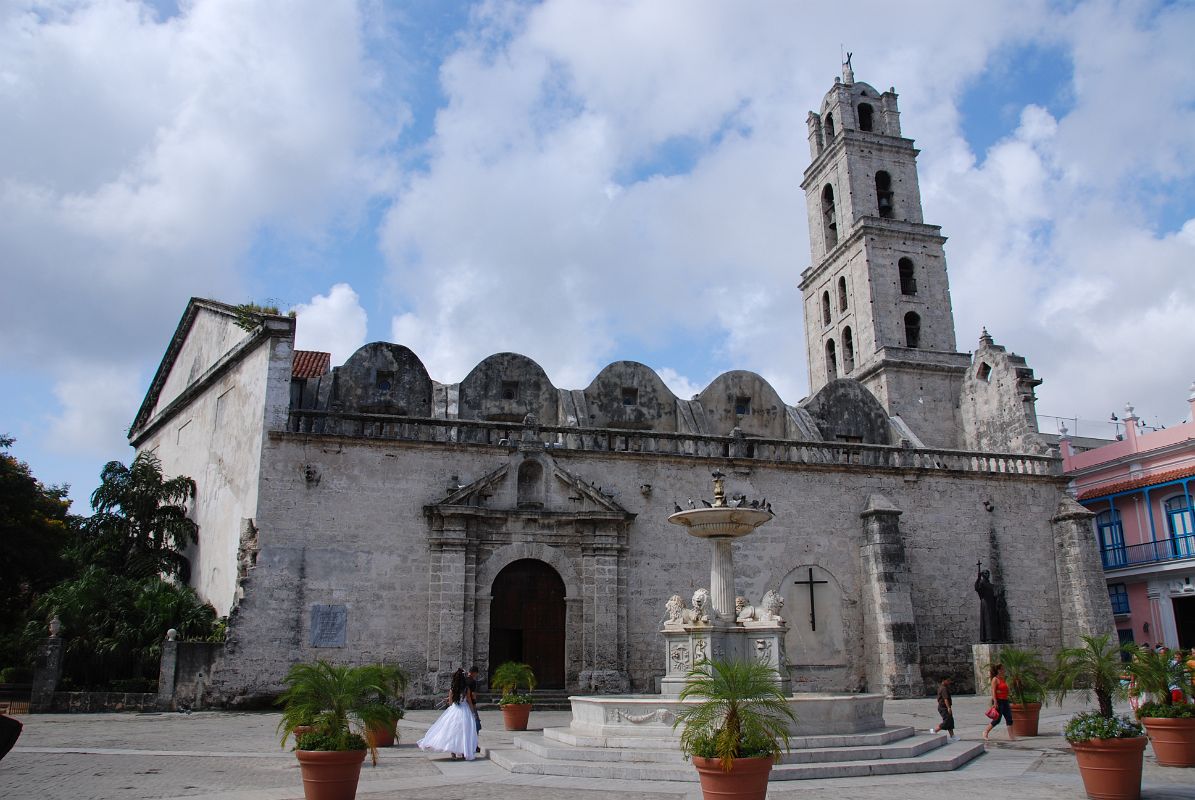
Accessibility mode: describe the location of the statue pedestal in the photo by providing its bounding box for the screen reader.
[971,643,1004,694]
[659,620,791,697]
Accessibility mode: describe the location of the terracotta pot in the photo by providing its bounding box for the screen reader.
[366,720,396,748]
[295,748,366,800]
[501,703,532,731]
[1140,716,1195,767]
[692,755,773,800]
[1010,702,1042,737]
[1071,737,1146,800]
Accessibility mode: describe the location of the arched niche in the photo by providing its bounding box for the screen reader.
[458,352,559,424]
[780,564,847,668]
[582,361,679,431]
[516,457,545,508]
[331,342,433,416]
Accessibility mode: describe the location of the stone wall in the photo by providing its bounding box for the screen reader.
[207,428,1071,703]
[130,305,289,616]
[961,331,1050,455]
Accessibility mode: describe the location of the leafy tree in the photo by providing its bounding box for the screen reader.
[0,435,77,669]
[31,565,217,688]
[79,452,198,581]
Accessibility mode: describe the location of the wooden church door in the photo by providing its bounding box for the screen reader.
[489,559,566,689]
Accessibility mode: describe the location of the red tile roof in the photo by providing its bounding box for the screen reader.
[292,350,331,380]
[1077,464,1195,500]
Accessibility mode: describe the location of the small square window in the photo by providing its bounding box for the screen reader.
[621,387,639,406]
[376,370,394,391]
[500,381,519,401]
[734,396,751,415]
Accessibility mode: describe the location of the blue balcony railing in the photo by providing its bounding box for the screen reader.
[1102,534,1195,569]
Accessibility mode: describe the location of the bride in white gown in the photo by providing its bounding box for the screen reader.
[417,668,478,761]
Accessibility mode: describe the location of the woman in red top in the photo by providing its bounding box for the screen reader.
[983,663,1017,741]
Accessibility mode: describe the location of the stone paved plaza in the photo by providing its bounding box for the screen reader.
[2,694,1193,800]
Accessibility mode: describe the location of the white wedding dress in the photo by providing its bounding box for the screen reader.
[416,699,478,760]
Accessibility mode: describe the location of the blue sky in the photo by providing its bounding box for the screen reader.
[2,0,1194,510]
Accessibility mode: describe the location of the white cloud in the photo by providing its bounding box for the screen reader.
[0,0,398,370]
[655,368,703,402]
[46,362,142,458]
[292,283,369,366]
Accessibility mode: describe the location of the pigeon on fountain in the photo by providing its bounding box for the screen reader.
[674,503,683,513]
[701,499,713,508]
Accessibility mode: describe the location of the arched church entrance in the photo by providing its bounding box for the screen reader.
[489,559,566,689]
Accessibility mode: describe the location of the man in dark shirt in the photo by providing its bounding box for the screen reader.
[466,666,482,752]
[928,678,959,741]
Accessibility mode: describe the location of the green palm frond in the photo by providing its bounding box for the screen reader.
[1049,633,1129,718]
[277,661,398,764]
[673,659,794,772]
[998,646,1048,705]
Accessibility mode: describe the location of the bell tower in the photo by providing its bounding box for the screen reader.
[798,59,970,448]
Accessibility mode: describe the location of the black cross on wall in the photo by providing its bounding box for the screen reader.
[793,567,829,631]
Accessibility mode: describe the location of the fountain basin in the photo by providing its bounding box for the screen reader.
[666,508,773,538]
[562,693,886,740]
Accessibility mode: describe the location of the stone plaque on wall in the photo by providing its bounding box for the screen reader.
[310,604,348,647]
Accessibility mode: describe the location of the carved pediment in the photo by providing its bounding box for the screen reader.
[424,452,634,523]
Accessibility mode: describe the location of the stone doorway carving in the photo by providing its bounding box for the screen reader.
[490,558,567,689]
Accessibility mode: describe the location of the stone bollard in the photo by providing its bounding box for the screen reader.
[157,629,179,711]
[31,618,64,712]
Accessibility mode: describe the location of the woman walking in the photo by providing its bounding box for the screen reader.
[983,663,1016,741]
[417,668,479,760]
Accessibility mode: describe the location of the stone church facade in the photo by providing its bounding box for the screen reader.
[129,65,1114,705]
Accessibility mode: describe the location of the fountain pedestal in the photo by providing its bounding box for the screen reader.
[659,619,790,696]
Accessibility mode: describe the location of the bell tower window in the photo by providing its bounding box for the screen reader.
[821,185,838,249]
[898,258,917,295]
[837,276,848,311]
[825,339,838,380]
[842,326,855,373]
[904,312,921,348]
[857,102,874,132]
[824,112,835,141]
[821,291,832,326]
[875,171,894,218]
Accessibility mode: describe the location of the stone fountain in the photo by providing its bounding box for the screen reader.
[659,469,789,696]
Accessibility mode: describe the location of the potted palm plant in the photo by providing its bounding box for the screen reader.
[277,661,397,800]
[672,659,795,800]
[365,665,409,749]
[1125,646,1195,767]
[1050,633,1145,800]
[998,645,1048,736]
[491,661,536,731]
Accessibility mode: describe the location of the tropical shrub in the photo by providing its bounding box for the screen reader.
[673,659,795,772]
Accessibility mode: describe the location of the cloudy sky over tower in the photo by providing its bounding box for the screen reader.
[2,0,1193,507]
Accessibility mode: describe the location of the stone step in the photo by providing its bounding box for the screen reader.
[519,730,940,766]
[540,724,914,751]
[489,736,985,782]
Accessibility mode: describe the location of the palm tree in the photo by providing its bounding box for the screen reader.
[83,453,198,580]
[277,661,400,764]
[1050,633,1128,718]
[999,645,1048,705]
[673,659,795,772]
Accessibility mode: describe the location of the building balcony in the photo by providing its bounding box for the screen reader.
[1102,534,1195,570]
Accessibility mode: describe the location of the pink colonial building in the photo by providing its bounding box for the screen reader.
[1061,384,1195,651]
